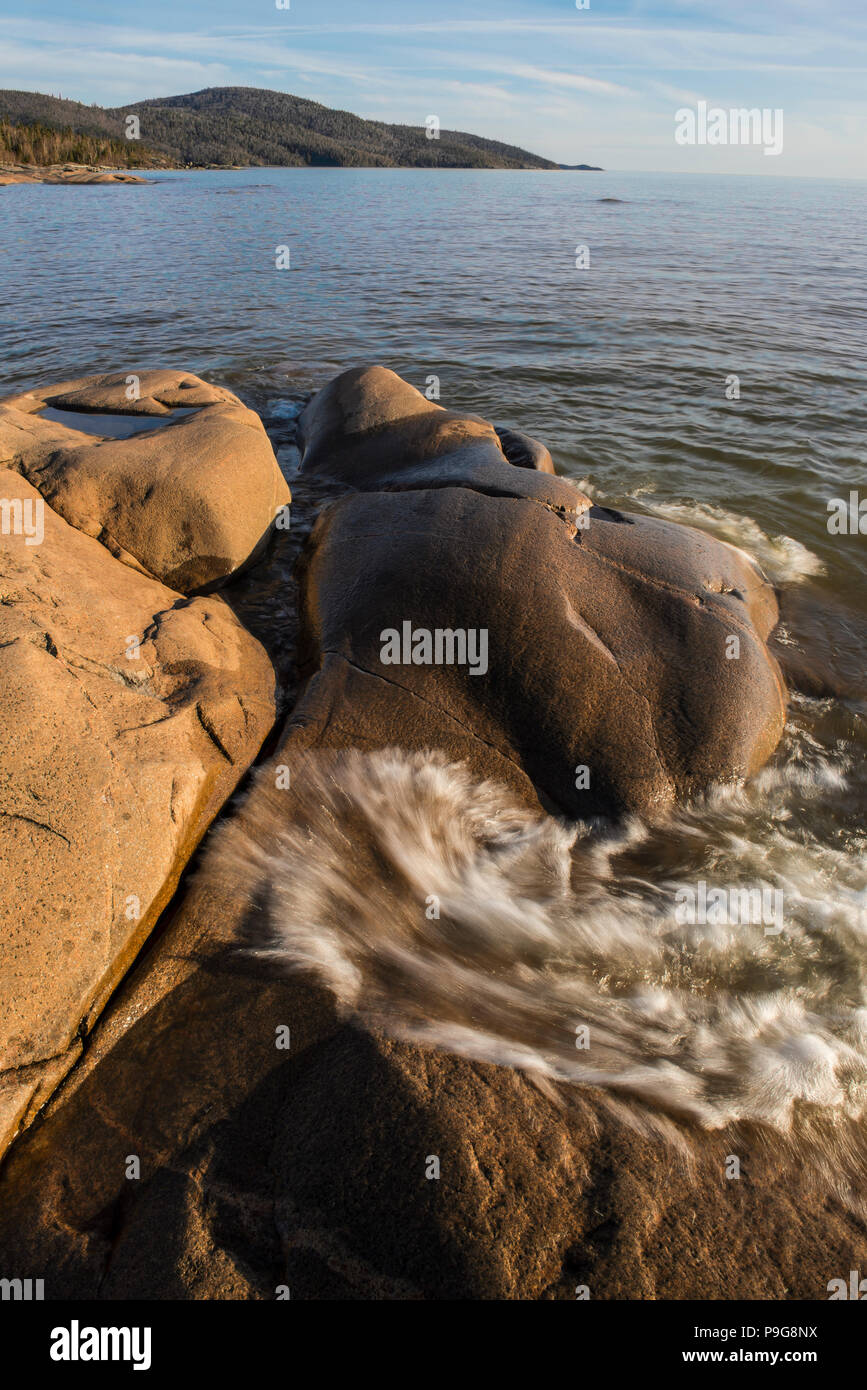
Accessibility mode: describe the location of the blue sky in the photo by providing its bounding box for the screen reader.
[1,0,865,176]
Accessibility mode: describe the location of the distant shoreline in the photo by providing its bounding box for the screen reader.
[0,162,148,184]
[1,162,605,184]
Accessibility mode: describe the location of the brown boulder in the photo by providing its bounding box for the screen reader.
[0,469,277,1155]
[495,424,556,473]
[298,365,587,515]
[0,371,291,593]
[292,367,785,817]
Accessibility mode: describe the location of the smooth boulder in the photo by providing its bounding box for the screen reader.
[0,464,277,1156]
[0,371,291,593]
[298,365,587,517]
[293,367,786,818]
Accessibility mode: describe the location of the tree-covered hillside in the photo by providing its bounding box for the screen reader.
[0,117,165,168]
[0,87,563,170]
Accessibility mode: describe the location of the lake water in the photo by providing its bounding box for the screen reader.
[2,168,866,1161]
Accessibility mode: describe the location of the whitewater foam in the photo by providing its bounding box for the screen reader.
[213,707,866,1146]
[633,498,825,585]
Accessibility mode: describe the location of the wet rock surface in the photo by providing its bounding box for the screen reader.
[1,366,862,1300]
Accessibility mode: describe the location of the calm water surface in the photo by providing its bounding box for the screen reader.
[3,168,865,599]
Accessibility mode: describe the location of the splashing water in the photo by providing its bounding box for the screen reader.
[574,484,825,587]
[635,499,826,586]
[214,694,867,1141]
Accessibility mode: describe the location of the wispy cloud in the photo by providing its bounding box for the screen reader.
[454,59,635,98]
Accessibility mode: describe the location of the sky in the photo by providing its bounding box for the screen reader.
[0,0,865,177]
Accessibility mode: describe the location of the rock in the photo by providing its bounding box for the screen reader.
[0,165,149,185]
[293,368,786,818]
[298,365,586,514]
[494,424,555,473]
[0,372,291,593]
[3,370,238,417]
[0,467,277,1156]
[0,754,862,1300]
[0,364,810,1301]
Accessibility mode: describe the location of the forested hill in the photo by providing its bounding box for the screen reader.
[0,87,567,169]
[0,118,167,168]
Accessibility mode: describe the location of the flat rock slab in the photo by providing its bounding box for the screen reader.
[0,165,149,185]
[0,371,291,593]
[0,469,277,1156]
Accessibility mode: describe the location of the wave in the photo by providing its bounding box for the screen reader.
[567,486,823,586]
[212,715,867,1144]
[629,498,825,585]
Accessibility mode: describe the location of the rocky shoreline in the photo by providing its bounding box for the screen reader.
[0,163,150,185]
[0,366,864,1298]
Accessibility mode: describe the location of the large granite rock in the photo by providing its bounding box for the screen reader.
[293,367,785,819]
[0,371,291,593]
[0,752,862,1301]
[298,365,582,512]
[0,365,832,1303]
[0,452,279,1155]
